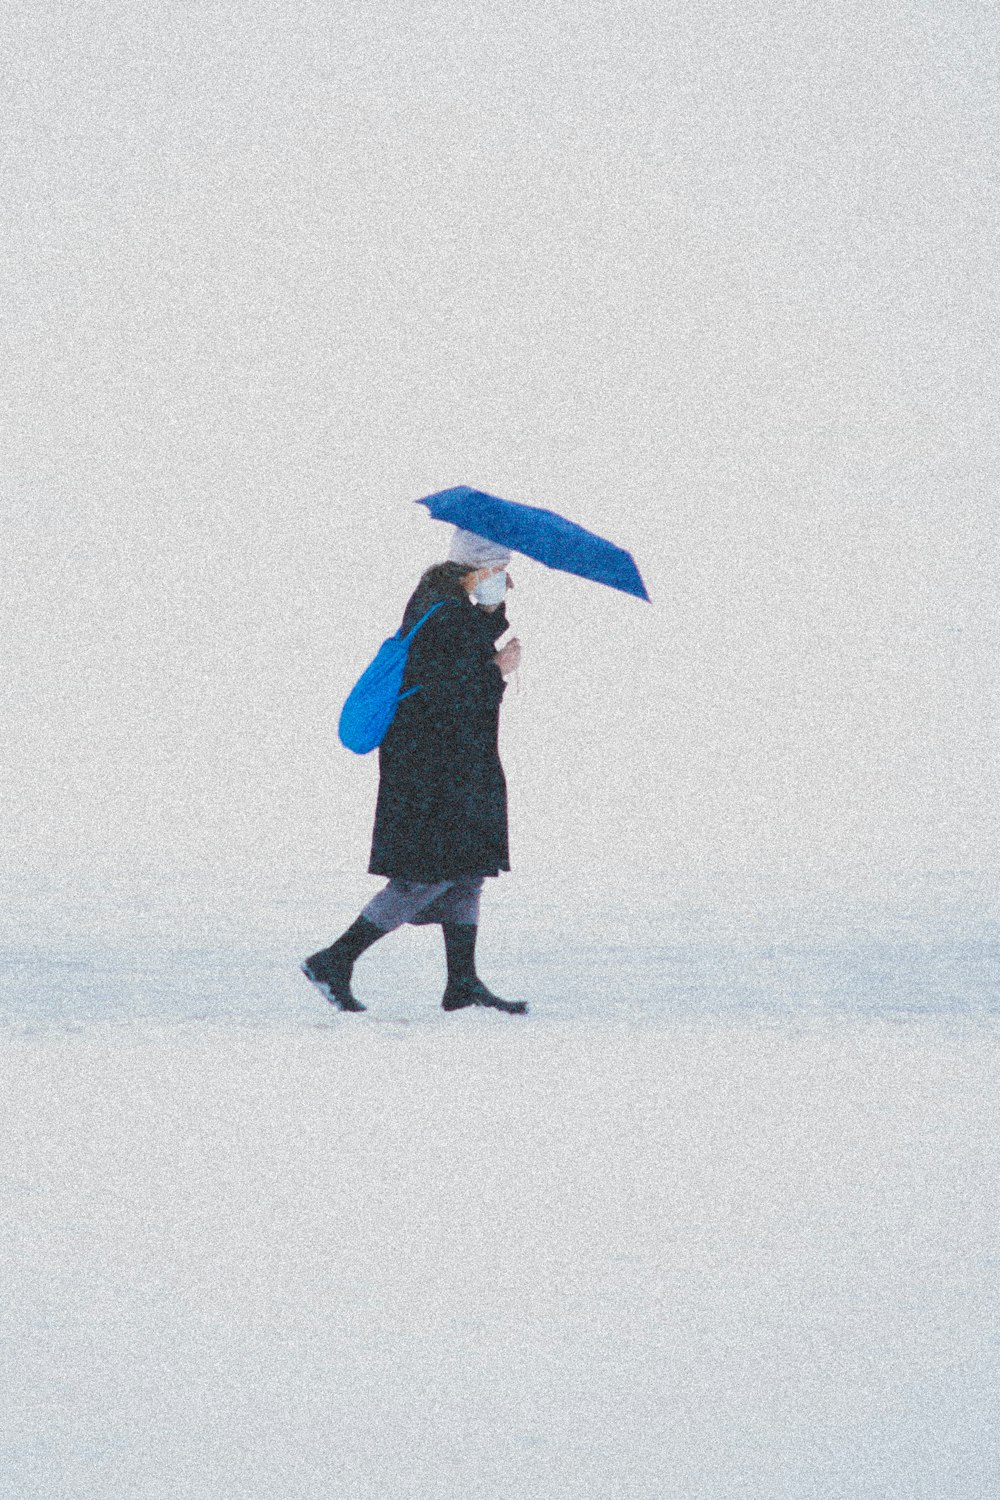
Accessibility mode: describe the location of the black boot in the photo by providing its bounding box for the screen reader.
[301,916,385,1012]
[441,923,527,1015]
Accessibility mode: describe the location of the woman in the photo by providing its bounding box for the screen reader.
[301,528,526,1015]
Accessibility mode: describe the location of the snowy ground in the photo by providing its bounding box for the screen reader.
[2,864,999,1498]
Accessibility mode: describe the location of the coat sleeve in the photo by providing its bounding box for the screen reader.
[476,602,510,644]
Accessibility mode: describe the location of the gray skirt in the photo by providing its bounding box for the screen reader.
[361,876,485,932]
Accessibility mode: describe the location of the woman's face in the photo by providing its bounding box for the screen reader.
[462,563,511,595]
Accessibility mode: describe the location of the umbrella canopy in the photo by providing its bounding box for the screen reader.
[415,486,650,601]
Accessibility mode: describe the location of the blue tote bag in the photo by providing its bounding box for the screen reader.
[337,601,451,755]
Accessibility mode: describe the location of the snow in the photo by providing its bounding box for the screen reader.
[2,865,999,1497]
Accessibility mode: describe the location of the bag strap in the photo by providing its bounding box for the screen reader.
[399,598,452,645]
[395,599,461,704]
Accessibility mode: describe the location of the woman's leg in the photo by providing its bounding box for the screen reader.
[361,878,452,931]
[431,878,485,984]
[410,876,485,927]
[301,913,386,1011]
[301,880,452,1011]
[436,879,527,1015]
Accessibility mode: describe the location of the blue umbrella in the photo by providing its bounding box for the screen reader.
[415,485,650,601]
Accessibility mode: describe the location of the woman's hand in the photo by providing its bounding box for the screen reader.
[494,637,521,676]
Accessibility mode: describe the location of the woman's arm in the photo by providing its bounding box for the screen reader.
[476,599,510,642]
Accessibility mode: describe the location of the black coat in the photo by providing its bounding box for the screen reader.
[368,581,511,882]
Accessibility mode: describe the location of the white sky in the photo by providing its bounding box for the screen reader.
[3,0,998,886]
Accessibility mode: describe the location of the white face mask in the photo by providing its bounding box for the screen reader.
[473,569,508,607]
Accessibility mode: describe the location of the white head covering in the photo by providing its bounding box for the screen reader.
[447,527,511,569]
